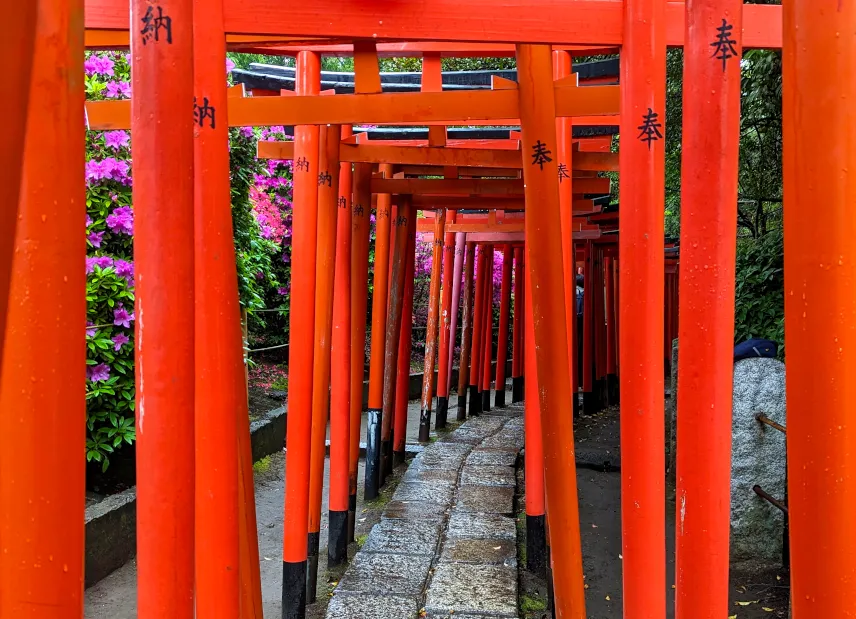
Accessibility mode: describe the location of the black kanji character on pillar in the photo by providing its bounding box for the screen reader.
[395,215,408,227]
[353,204,365,216]
[295,157,309,172]
[637,108,664,150]
[140,6,173,45]
[710,18,738,72]
[558,163,572,183]
[193,97,216,129]
[378,208,389,218]
[338,196,348,209]
[318,170,333,187]
[531,140,553,170]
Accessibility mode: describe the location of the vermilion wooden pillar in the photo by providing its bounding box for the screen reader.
[393,212,417,464]
[457,243,475,419]
[282,50,320,619]
[348,163,373,540]
[481,253,494,411]
[495,245,512,406]
[447,233,466,395]
[381,196,412,480]
[193,0,240,614]
[129,1,196,617]
[436,211,457,426]
[619,0,667,615]
[469,246,486,415]
[365,164,393,499]
[784,2,856,617]
[511,247,525,402]
[329,129,353,568]
[0,2,85,615]
[419,210,447,440]
[516,44,587,619]
[307,124,341,601]
[0,3,37,371]
[675,2,741,615]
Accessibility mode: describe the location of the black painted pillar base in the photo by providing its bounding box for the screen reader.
[364,408,381,500]
[512,376,524,403]
[328,510,348,567]
[283,560,307,619]
[495,388,506,408]
[393,448,405,466]
[347,493,356,543]
[469,385,482,415]
[482,389,491,412]
[306,532,320,603]
[583,390,599,416]
[607,374,620,405]
[435,396,449,429]
[457,388,467,420]
[380,438,392,484]
[572,389,580,418]
[418,408,431,443]
[526,514,548,577]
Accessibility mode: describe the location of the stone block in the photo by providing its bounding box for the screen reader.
[465,448,519,467]
[440,537,517,567]
[730,357,787,569]
[326,593,419,619]
[455,485,514,515]
[392,480,455,504]
[459,416,507,435]
[480,432,524,451]
[447,512,517,540]
[402,463,459,485]
[416,443,472,470]
[382,500,447,522]
[424,563,518,617]
[362,519,443,556]
[438,431,484,446]
[460,465,516,487]
[337,552,432,597]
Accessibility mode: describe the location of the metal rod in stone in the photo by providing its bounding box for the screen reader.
[756,414,787,434]
[752,485,789,514]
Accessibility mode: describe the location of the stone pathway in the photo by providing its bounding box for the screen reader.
[327,404,525,619]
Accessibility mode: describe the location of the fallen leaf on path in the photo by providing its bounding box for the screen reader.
[762,608,774,612]
[736,601,759,606]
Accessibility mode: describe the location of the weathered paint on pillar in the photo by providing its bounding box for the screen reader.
[457,242,475,419]
[0,2,85,615]
[282,50,321,619]
[192,0,240,614]
[516,43,587,619]
[675,1,741,617]
[394,212,417,464]
[495,245,513,406]
[447,233,466,394]
[365,163,393,499]
[329,129,353,568]
[130,0,196,616]
[420,210,447,440]
[307,124,341,601]
[783,2,856,616]
[348,163,373,539]
[619,0,667,614]
[436,211,458,426]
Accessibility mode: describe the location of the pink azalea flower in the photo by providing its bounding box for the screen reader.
[240,126,254,138]
[112,333,130,351]
[226,57,237,73]
[113,304,135,328]
[88,363,111,383]
[104,130,130,151]
[86,321,97,338]
[114,259,134,283]
[88,230,105,248]
[106,205,134,235]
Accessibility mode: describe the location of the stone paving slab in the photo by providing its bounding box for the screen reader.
[401,463,460,485]
[392,480,456,504]
[440,537,517,567]
[458,416,507,434]
[460,465,516,487]
[455,485,515,515]
[465,447,519,467]
[415,443,473,469]
[382,500,447,521]
[336,552,432,597]
[427,615,521,619]
[480,433,524,450]
[437,432,485,446]
[446,512,517,540]
[327,594,419,619]
[424,563,518,617]
[362,519,443,556]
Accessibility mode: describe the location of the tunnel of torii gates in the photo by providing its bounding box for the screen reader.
[0,1,852,619]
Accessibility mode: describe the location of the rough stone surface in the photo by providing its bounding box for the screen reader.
[392,480,455,504]
[465,447,519,467]
[440,538,517,567]
[382,500,447,521]
[438,431,484,445]
[362,519,443,556]
[401,464,459,485]
[480,433,524,450]
[424,563,518,616]
[460,465,516,487]
[415,443,472,470]
[446,512,517,540]
[326,594,419,619]
[336,552,432,596]
[730,357,787,569]
[455,485,515,514]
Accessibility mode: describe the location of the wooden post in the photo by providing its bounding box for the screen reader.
[469,246,486,416]
[447,232,466,395]
[436,211,457,426]
[783,2,856,616]
[281,50,320,619]
[348,163,373,540]
[481,252,494,412]
[130,0,196,616]
[419,210,447,440]
[329,130,353,568]
[193,0,240,614]
[393,212,417,464]
[0,2,85,615]
[619,0,667,614]
[307,124,341,601]
[675,2,741,617]
[495,245,513,406]
[511,247,525,403]
[457,242,475,419]
[516,43,587,619]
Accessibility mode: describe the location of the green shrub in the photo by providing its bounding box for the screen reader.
[734,229,784,355]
